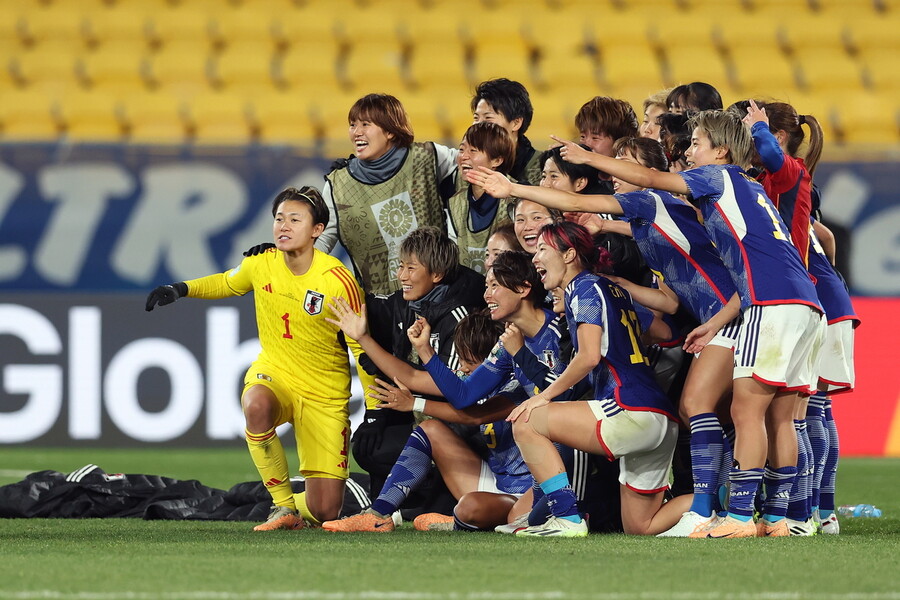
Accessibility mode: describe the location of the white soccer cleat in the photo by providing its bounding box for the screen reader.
[814,511,840,534]
[786,517,818,536]
[495,512,530,534]
[656,511,720,537]
[516,515,588,538]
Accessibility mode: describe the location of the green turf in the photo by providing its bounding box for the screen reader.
[1,449,898,600]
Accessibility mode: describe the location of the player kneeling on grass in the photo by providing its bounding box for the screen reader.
[320,310,534,533]
[508,221,689,537]
[146,186,373,531]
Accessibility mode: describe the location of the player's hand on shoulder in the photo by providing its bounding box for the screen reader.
[145,282,187,311]
[242,242,275,257]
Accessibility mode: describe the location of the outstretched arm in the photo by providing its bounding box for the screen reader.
[325,297,442,396]
[551,135,690,196]
[466,166,625,216]
[370,377,516,425]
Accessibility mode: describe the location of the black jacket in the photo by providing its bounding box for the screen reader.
[367,265,486,374]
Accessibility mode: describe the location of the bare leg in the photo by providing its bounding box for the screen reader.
[620,487,693,535]
[731,377,777,469]
[304,477,346,522]
[454,491,518,529]
[679,346,734,423]
[766,391,799,469]
[419,419,483,499]
[512,402,604,484]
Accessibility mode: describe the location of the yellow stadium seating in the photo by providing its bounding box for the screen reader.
[188,92,254,145]
[0,0,893,148]
[12,4,87,48]
[143,41,213,95]
[7,42,81,93]
[831,91,900,145]
[251,91,320,146]
[75,41,148,95]
[143,5,214,49]
[80,4,154,48]
[405,39,470,95]
[121,91,189,144]
[795,47,864,94]
[730,46,799,99]
[597,42,663,93]
[275,41,343,94]
[210,41,277,95]
[339,40,408,93]
[59,91,124,142]
[0,89,61,141]
[664,46,734,92]
[863,55,900,91]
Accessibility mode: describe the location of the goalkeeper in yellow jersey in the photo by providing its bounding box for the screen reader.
[146,186,373,531]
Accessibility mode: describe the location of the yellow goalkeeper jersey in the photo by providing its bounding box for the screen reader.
[185,248,366,401]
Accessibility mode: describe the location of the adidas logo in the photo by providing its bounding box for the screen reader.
[264,477,283,487]
[263,283,273,293]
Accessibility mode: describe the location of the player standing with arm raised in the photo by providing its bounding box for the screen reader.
[549,110,825,538]
[145,187,372,530]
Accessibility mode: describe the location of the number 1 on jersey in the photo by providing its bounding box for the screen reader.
[281,313,293,339]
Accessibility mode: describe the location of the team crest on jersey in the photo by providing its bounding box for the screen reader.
[304,290,325,315]
[540,350,556,370]
[429,333,440,353]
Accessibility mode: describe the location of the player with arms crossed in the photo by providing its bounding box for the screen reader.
[146,186,371,531]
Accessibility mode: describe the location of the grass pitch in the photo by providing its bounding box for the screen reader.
[0,448,898,600]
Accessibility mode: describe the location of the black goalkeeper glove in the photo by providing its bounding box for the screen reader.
[352,409,388,458]
[243,243,275,257]
[145,282,188,311]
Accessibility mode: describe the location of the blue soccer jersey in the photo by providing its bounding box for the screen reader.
[425,309,575,409]
[565,271,676,419]
[679,164,820,311]
[808,222,858,326]
[615,189,737,323]
[481,381,531,492]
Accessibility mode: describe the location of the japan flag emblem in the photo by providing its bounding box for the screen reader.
[304,290,325,315]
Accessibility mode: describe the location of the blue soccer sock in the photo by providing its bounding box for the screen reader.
[716,423,736,514]
[806,395,828,512]
[530,477,544,508]
[371,426,432,517]
[687,413,725,518]
[762,465,797,522]
[820,399,839,513]
[786,420,812,521]
[727,468,764,522]
[540,472,581,523]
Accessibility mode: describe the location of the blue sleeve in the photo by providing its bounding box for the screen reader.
[511,347,590,402]
[750,121,785,173]
[423,356,505,409]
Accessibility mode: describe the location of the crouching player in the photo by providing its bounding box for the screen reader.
[509,222,687,537]
[145,186,371,530]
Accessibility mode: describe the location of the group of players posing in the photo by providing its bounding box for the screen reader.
[145,78,855,539]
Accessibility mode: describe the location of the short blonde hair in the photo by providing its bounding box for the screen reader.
[642,88,672,114]
[688,109,755,169]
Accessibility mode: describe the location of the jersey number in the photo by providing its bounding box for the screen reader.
[483,423,497,449]
[281,313,293,339]
[619,309,649,365]
[757,194,788,242]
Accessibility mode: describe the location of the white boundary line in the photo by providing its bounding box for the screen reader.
[0,592,898,600]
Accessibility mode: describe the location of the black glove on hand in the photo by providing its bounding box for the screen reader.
[145,282,188,311]
[352,409,388,458]
[242,243,275,257]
